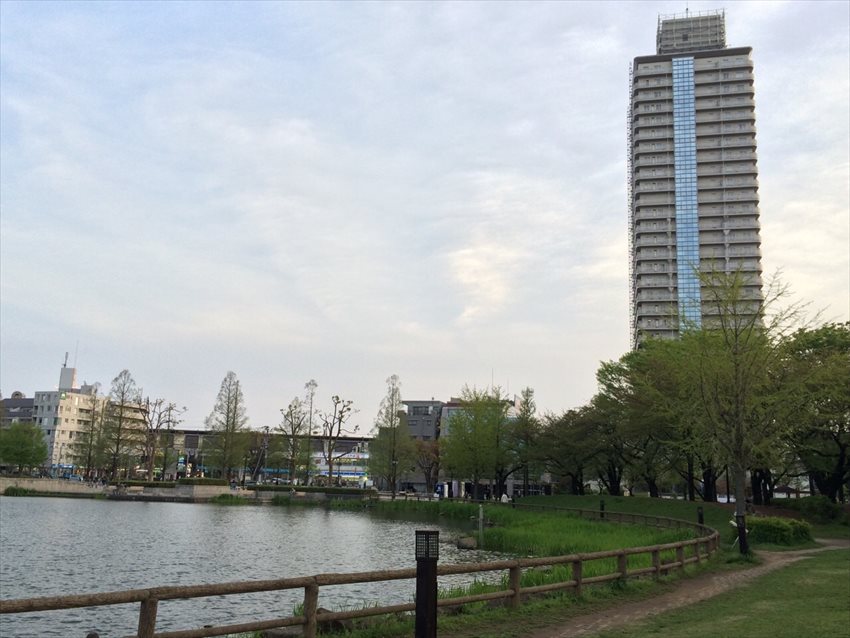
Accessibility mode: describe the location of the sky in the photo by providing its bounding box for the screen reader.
[1,1,848,433]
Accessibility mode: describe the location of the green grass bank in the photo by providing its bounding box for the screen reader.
[593,548,850,638]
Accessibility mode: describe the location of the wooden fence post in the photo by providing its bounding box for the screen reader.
[509,564,522,609]
[652,549,661,580]
[676,546,685,572]
[618,552,628,579]
[303,580,319,638]
[137,597,158,638]
[572,559,583,597]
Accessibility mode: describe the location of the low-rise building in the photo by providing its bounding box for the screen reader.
[0,391,35,428]
[33,366,110,474]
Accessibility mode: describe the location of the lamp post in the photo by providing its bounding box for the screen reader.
[414,530,439,638]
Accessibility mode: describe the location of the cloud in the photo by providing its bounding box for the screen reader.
[1,1,847,427]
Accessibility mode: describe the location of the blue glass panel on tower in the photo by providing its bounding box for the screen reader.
[671,57,702,329]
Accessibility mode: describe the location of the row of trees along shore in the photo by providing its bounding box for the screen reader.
[370,273,849,555]
[2,273,847,529]
[423,273,847,554]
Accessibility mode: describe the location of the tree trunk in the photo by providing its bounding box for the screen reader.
[751,470,764,506]
[732,463,749,554]
[569,473,581,495]
[701,465,719,502]
[686,454,696,501]
[605,462,623,496]
[646,476,660,498]
[523,466,529,499]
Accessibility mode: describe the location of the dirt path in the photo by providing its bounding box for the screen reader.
[525,538,850,638]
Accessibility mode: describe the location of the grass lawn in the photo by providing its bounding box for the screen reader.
[520,494,850,543]
[336,566,716,638]
[280,496,847,638]
[593,548,850,638]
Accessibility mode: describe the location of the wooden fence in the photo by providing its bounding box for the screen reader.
[0,503,719,638]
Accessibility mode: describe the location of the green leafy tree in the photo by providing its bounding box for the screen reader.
[686,271,805,552]
[104,370,143,480]
[441,386,507,499]
[787,322,850,502]
[506,387,542,498]
[203,371,250,481]
[0,422,48,471]
[537,408,596,495]
[414,438,441,497]
[368,375,415,498]
[596,345,701,499]
[584,395,628,496]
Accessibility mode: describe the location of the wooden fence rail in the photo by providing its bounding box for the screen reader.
[0,503,719,638]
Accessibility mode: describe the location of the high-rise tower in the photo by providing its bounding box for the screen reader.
[628,10,762,346]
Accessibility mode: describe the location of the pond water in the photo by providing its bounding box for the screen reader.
[0,497,504,637]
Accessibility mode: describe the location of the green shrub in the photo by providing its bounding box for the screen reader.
[108,480,176,488]
[3,486,34,496]
[209,494,254,505]
[749,516,813,545]
[177,478,228,486]
[256,484,374,495]
[781,496,845,524]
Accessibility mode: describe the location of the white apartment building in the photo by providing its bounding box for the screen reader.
[629,10,763,346]
[33,365,108,473]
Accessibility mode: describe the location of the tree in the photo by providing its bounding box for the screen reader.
[303,379,318,482]
[140,398,184,480]
[0,422,48,472]
[368,375,415,498]
[687,271,804,552]
[279,397,309,483]
[584,395,628,496]
[318,395,357,485]
[787,322,850,502]
[506,387,542,498]
[203,372,250,481]
[440,386,507,499]
[537,409,596,495]
[414,439,441,497]
[596,346,696,499]
[104,370,143,480]
[68,384,108,478]
[246,427,271,482]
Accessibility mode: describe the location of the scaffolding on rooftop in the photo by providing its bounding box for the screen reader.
[657,9,726,55]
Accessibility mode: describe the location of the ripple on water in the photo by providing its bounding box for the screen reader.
[0,497,507,637]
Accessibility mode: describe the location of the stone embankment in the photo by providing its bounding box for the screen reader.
[0,477,341,503]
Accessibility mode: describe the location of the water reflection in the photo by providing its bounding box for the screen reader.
[0,497,505,637]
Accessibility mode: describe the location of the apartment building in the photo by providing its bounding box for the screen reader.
[629,10,763,345]
[0,391,35,428]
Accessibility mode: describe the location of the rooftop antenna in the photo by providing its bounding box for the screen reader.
[63,352,69,368]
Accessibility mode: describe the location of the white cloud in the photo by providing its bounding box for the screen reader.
[1,1,847,426]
